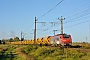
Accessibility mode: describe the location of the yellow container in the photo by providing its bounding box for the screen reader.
[43,36,51,44]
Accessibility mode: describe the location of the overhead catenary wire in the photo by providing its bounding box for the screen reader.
[37,0,64,20]
[64,15,90,24]
[62,1,90,17]
[37,25,56,36]
[37,1,90,36]
[56,20,89,32]
[37,17,90,37]
[37,21,59,35]
[65,8,90,21]
[38,20,89,37]
[37,10,90,36]
[64,11,90,24]
[24,23,34,32]
[64,20,89,29]
[25,1,90,39]
[23,0,64,35]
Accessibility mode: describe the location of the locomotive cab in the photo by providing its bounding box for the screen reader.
[60,34,72,46]
[50,34,72,46]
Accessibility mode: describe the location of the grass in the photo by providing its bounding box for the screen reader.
[22,44,90,60]
[0,43,90,60]
[0,44,25,60]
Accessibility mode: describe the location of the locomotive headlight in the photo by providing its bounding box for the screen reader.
[69,43,72,45]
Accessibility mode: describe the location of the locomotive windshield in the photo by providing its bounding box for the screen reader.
[63,35,70,38]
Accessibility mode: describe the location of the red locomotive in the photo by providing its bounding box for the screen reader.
[50,34,72,46]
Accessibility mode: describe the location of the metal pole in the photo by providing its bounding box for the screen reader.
[21,31,22,41]
[53,30,57,36]
[34,17,37,44]
[88,20,90,42]
[58,16,65,34]
[23,35,24,40]
[86,37,87,43]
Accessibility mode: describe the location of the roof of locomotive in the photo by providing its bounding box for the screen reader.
[55,34,71,36]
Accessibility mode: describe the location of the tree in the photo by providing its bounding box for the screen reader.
[14,37,20,41]
[9,38,13,42]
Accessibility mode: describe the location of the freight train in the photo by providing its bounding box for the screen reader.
[6,34,72,46]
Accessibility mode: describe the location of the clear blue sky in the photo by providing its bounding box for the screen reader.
[0,0,90,42]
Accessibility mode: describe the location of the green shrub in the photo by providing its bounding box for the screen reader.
[44,56,54,60]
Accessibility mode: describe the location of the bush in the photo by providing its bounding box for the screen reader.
[21,45,90,60]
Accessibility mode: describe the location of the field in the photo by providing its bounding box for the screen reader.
[0,43,90,60]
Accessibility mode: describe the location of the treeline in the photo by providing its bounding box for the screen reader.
[0,37,21,44]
